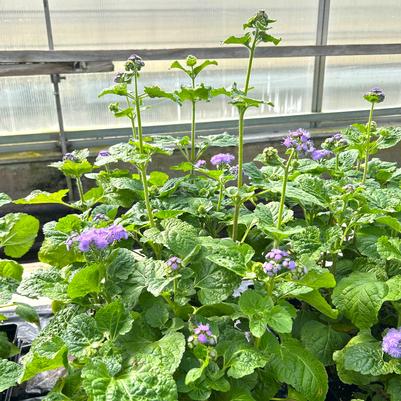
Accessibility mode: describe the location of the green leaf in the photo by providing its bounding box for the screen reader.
[21,336,67,382]
[193,259,240,305]
[95,300,133,340]
[377,236,401,261]
[387,377,401,401]
[355,226,384,259]
[377,127,401,149]
[14,189,69,205]
[132,332,186,375]
[62,314,102,356]
[224,33,252,47]
[0,259,23,281]
[98,83,128,97]
[0,332,20,358]
[227,348,269,379]
[160,218,200,258]
[297,290,339,319]
[18,268,68,300]
[301,321,350,366]
[266,305,293,333]
[15,303,40,326]
[332,272,388,329]
[193,59,218,76]
[258,32,281,45]
[255,202,293,229]
[268,338,328,401]
[0,213,40,258]
[297,269,336,289]
[170,60,190,74]
[376,216,401,233]
[202,238,254,276]
[67,264,101,299]
[82,359,178,401]
[0,277,19,303]
[185,366,204,385]
[0,359,22,392]
[149,171,169,187]
[144,85,180,103]
[0,193,11,207]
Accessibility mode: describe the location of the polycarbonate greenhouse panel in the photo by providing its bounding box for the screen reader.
[0,76,59,135]
[322,54,401,111]
[0,0,48,50]
[328,0,401,44]
[59,58,315,131]
[49,0,319,49]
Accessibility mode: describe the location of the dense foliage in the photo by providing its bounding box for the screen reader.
[2,10,401,401]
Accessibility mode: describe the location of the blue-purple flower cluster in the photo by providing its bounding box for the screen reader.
[322,133,348,153]
[188,323,217,346]
[262,249,296,276]
[283,128,332,161]
[382,328,401,358]
[195,159,206,168]
[364,87,385,104]
[166,256,182,271]
[67,224,128,252]
[210,153,235,167]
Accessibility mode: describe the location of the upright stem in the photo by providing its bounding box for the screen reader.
[134,73,144,152]
[232,109,246,241]
[361,102,375,184]
[133,72,155,227]
[76,177,85,206]
[274,149,295,247]
[244,30,258,95]
[126,96,137,140]
[190,76,196,166]
[217,181,224,212]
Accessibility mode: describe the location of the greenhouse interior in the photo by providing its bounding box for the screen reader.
[1,1,401,400]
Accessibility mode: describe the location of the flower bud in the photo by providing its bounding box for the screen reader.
[125,54,145,72]
[186,55,197,67]
[364,87,385,104]
[108,102,119,113]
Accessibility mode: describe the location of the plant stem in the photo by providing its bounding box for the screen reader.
[244,30,258,95]
[232,109,246,241]
[76,177,85,206]
[275,149,295,246]
[133,72,155,227]
[362,102,375,183]
[190,76,196,170]
[134,73,144,152]
[217,181,224,212]
[335,153,339,172]
[126,95,137,140]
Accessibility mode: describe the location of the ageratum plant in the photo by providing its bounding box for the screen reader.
[3,10,401,401]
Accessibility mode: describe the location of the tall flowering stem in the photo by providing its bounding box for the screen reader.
[361,102,375,184]
[277,148,295,233]
[361,87,385,183]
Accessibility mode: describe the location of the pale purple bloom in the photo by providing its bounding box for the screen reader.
[210,153,235,166]
[125,54,145,72]
[323,133,348,151]
[63,153,78,162]
[98,150,110,157]
[114,72,124,83]
[233,280,254,298]
[263,248,297,276]
[189,322,217,346]
[311,149,332,161]
[383,328,401,358]
[166,256,182,271]
[195,159,206,168]
[68,224,128,252]
[282,128,315,157]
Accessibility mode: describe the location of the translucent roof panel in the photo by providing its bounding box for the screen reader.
[59,58,314,132]
[0,0,48,50]
[0,76,58,135]
[49,0,319,49]
[322,55,401,111]
[328,0,401,44]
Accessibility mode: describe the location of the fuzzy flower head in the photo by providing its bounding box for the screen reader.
[195,159,206,168]
[210,153,235,167]
[263,248,296,277]
[364,87,385,104]
[322,133,348,153]
[68,224,128,252]
[233,280,254,298]
[382,328,401,358]
[188,323,217,347]
[283,129,315,156]
[125,54,145,73]
[311,149,332,161]
[63,153,78,162]
[98,149,110,157]
[166,256,182,271]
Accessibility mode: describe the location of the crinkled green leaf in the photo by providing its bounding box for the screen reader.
[67,264,101,299]
[0,359,22,392]
[332,272,388,329]
[14,189,69,205]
